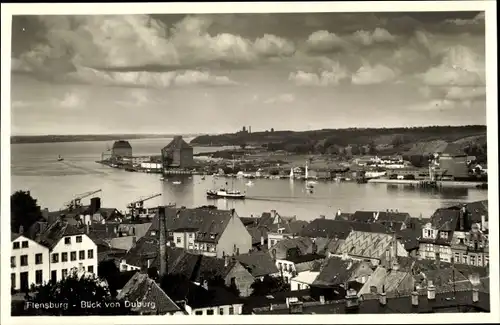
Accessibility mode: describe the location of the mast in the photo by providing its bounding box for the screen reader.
[305,160,309,180]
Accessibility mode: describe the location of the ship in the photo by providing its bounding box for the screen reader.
[206,156,246,199]
[57,155,64,162]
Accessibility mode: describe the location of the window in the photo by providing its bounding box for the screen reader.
[229,307,234,315]
[76,236,82,243]
[52,253,59,263]
[51,270,57,282]
[219,308,224,315]
[176,237,181,244]
[35,270,43,284]
[297,283,301,290]
[11,256,16,268]
[62,269,68,279]
[22,241,29,248]
[11,273,16,288]
[462,255,468,264]
[20,255,28,266]
[62,252,68,262]
[88,265,94,273]
[79,250,85,260]
[470,255,476,265]
[70,251,77,261]
[206,309,214,315]
[485,256,489,266]
[195,310,203,315]
[151,231,157,236]
[454,253,460,263]
[64,237,71,245]
[35,253,43,265]
[189,233,193,238]
[13,242,20,250]
[87,249,94,259]
[478,255,482,266]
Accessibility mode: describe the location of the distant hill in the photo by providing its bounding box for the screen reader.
[190,125,487,157]
[10,134,203,144]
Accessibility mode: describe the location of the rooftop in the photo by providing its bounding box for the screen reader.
[313,257,362,287]
[163,136,192,151]
[234,251,279,277]
[300,218,392,240]
[37,219,86,249]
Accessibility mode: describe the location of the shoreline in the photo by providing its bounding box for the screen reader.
[368,178,487,189]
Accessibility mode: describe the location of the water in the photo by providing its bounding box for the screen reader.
[11,138,488,220]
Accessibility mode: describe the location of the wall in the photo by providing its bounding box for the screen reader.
[224,262,255,297]
[290,279,311,291]
[112,147,132,158]
[267,233,285,249]
[180,148,194,168]
[349,261,374,283]
[50,234,98,282]
[11,236,50,290]
[186,303,243,315]
[275,259,296,283]
[173,231,196,250]
[216,213,252,258]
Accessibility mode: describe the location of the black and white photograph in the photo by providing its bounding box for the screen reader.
[1,1,498,323]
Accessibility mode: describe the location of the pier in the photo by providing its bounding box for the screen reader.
[368,178,486,189]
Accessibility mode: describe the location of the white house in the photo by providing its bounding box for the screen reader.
[11,232,50,291]
[290,270,320,291]
[38,220,98,282]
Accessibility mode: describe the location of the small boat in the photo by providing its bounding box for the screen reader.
[160,176,165,181]
[201,176,206,180]
[172,181,182,185]
[57,155,64,162]
[246,181,254,187]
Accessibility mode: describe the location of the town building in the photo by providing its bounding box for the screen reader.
[334,231,408,261]
[161,136,194,169]
[419,201,488,266]
[117,272,184,315]
[11,230,50,291]
[267,220,308,249]
[38,218,98,283]
[111,140,132,159]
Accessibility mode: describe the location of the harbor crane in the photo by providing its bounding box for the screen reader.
[65,189,102,211]
[127,193,162,220]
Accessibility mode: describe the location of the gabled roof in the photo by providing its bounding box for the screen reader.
[117,273,181,314]
[234,251,279,277]
[149,207,235,243]
[11,232,21,241]
[335,231,403,260]
[246,226,268,245]
[300,218,392,240]
[448,200,488,224]
[168,280,242,309]
[112,140,132,149]
[162,136,192,151]
[430,208,460,231]
[269,237,314,259]
[268,220,308,235]
[396,228,420,251]
[313,257,362,287]
[37,219,86,249]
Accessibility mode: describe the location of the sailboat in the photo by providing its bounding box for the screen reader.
[206,157,246,199]
[289,167,294,180]
[57,155,64,162]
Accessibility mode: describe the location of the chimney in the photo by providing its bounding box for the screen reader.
[427,280,436,300]
[472,287,479,303]
[319,295,325,305]
[269,304,274,311]
[19,225,24,234]
[159,206,168,277]
[260,235,265,246]
[337,209,341,217]
[459,206,465,231]
[481,215,486,231]
[86,221,90,234]
[147,259,151,269]
[411,287,419,307]
[202,280,209,290]
[271,249,277,261]
[224,255,229,267]
[345,288,360,309]
[379,285,387,305]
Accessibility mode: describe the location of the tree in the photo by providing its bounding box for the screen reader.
[250,275,290,297]
[22,271,133,316]
[11,190,42,233]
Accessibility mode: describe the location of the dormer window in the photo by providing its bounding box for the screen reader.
[150,231,156,236]
[440,232,448,239]
[210,233,216,240]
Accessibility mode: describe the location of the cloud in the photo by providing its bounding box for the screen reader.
[351,62,399,85]
[305,30,350,53]
[289,61,350,87]
[420,45,485,87]
[350,28,396,46]
[254,34,296,57]
[445,12,485,26]
[408,99,460,112]
[264,93,295,104]
[173,70,238,86]
[55,91,86,109]
[445,86,486,101]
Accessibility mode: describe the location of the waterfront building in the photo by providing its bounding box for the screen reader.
[438,144,469,179]
[11,230,50,291]
[161,136,194,169]
[112,140,133,159]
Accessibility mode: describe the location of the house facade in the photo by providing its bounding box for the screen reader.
[11,233,50,291]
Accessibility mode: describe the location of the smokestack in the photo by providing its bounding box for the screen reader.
[481,215,486,231]
[159,206,167,277]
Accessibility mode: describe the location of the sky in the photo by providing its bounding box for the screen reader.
[10,11,486,135]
